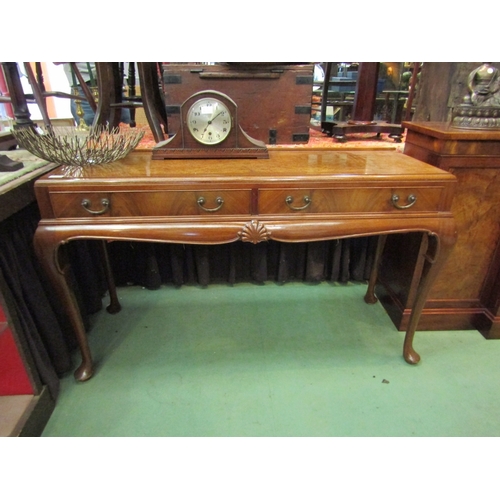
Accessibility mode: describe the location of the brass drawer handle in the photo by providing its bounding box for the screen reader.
[197,196,224,212]
[392,194,417,209]
[81,198,110,215]
[285,195,311,211]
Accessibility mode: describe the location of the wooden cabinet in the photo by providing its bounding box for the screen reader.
[376,122,500,338]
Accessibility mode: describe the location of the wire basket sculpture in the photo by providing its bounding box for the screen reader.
[11,124,145,166]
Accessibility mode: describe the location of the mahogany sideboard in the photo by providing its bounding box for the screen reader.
[377,122,500,338]
[33,150,457,381]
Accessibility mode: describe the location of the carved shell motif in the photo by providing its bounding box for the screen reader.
[238,220,271,244]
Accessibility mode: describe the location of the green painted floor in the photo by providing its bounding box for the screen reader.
[42,281,500,437]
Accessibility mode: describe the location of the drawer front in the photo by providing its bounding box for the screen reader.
[50,190,252,218]
[258,188,444,214]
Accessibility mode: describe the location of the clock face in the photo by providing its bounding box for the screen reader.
[186,97,232,145]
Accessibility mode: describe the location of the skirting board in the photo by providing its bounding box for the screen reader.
[1,386,55,437]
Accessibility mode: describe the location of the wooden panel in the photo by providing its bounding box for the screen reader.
[50,192,110,218]
[51,186,446,219]
[428,167,500,300]
[50,190,252,218]
[352,63,379,121]
[114,190,252,217]
[258,187,445,214]
[407,133,500,156]
[413,63,456,122]
[161,64,314,144]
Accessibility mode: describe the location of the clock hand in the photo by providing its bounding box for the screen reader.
[210,111,223,122]
[201,111,224,138]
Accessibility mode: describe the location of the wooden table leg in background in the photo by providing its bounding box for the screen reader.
[364,234,387,304]
[99,241,121,315]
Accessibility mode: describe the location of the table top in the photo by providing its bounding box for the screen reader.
[403,121,500,140]
[0,150,54,222]
[38,150,456,187]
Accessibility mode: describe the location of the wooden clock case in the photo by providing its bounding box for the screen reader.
[152,90,269,160]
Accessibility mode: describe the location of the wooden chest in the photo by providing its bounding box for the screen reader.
[161,63,314,145]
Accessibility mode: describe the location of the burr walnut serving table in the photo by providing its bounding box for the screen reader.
[33,150,457,381]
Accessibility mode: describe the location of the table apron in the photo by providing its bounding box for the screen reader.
[35,216,456,246]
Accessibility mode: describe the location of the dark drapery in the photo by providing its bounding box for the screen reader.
[0,203,106,399]
[0,202,376,400]
[107,238,377,289]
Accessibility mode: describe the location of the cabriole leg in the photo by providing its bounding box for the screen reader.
[34,228,94,381]
[403,232,456,364]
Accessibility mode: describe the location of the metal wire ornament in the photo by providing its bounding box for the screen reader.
[12,124,145,166]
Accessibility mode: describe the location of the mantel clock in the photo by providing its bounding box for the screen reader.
[152,90,269,159]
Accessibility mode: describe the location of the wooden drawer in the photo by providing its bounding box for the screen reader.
[49,190,252,218]
[258,188,445,214]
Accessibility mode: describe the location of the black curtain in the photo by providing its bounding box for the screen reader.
[0,203,106,399]
[0,202,376,400]
[107,237,377,289]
